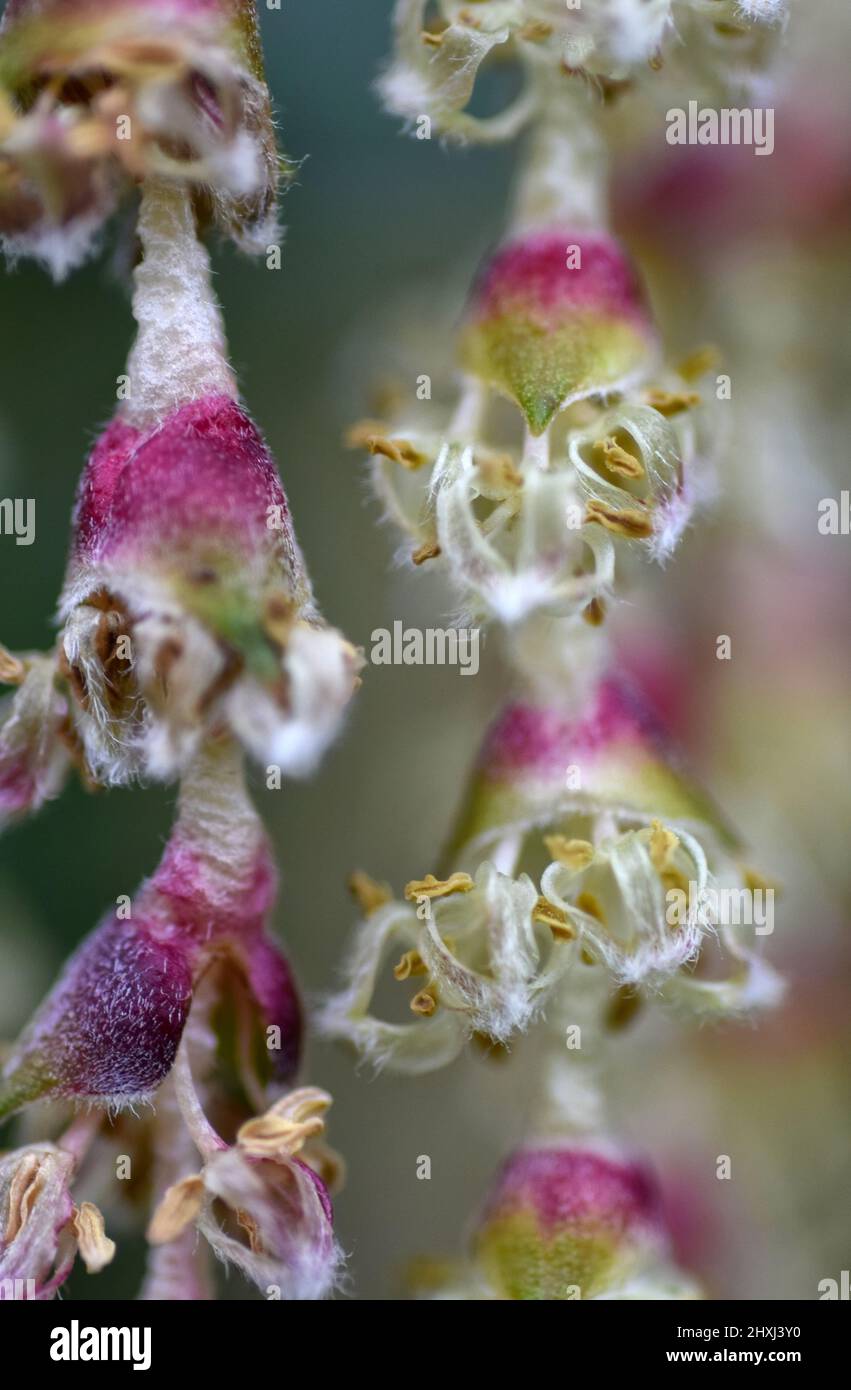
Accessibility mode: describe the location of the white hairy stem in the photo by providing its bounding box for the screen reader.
[528,968,611,1139]
[139,1073,213,1301]
[124,178,237,429]
[511,67,610,235]
[174,738,266,899]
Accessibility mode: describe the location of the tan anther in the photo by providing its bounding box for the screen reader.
[645,389,702,417]
[649,818,680,871]
[471,1031,511,1061]
[348,869,392,916]
[544,836,595,872]
[4,1153,44,1243]
[238,1087,331,1159]
[410,988,438,1016]
[263,593,296,646]
[676,345,720,382]
[412,540,441,565]
[404,872,473,902]
[518,20,553,41]
[582,596,606,627]
[73,1201,116,1273]
[421,29,445,48]
[393,949,428,981]
[344,420,425,470]
[457,8,482,27]
[475,450,523,493]
[532,895,576,940]
[147,1175,204,1245]
[661,865,691,920]
[585,499,653,539]
[302,1139,346,1195]
[593,435,645,479]
[575,890,607,924]
[0,644,26,685]
[648,50,664,71]
[605,986,643,1032]
[742,866,778,895]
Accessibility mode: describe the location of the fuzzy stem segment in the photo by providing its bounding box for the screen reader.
[511,70,609,235]
[124,178,237,429]
[528,969,611,1139]
[169,736,268,902]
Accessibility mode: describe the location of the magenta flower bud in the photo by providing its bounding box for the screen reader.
[0,742,304,1119]
[0,913,194,1117]
[60,394,358,783]
[473,1146,684,1300]
[0,651,72,830]
[460,231,658,436]
[0,0,279,275]
[453,675,737,862]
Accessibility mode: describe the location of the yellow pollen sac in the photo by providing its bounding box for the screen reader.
[677,345,720,382]
[532,895,576,940]
[404,872,474,902]
[519,20,553,41]
[544,836,595,872]
[73,1202,116,1274]
[593,435,646,480]
[393,949,428,981]
[585,499,654,540]
[412,540,441,566]
[420,29,445,49]
[237,1088,331,1159]
[645,389,702,417]
[649,819,680,871]
[0,644,26,685]
[147,1175,205,1245]
[475,450,524,494]
[262,592,296,647]
[605,986,643,1032]
[742,866,779,895]
[348,869,392,916]
[457,8,483,28]
[410,988,439,1016]
[661,867,690,906]
[344,420,425,470]
[5,1154,44,1243]
[575,891,607,925]
[582,596,606,627]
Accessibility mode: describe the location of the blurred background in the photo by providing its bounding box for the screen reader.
[0,0,848,1299]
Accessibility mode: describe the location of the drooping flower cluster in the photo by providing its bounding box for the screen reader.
[350,228,712,624]
[322,0,788,1301]
[379,0,788,144]
[0,8,352,1301]
[323,675,783,1074]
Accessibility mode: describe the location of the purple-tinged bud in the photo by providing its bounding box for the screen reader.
[451,675,738,864]
[60,394,359,783]
[0,913,194,1117]
[0,740,306,1118]
[460,231,658,436]
[0,0,280,275]
[472,1145,694,1300]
